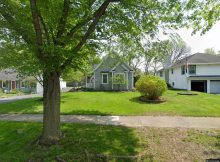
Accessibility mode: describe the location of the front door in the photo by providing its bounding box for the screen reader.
[12,81,16,89]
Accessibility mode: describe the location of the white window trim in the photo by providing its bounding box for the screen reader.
[188,65,196,75]
[2,80,6,88]
[113,73,126,84]
[102,73,108,84]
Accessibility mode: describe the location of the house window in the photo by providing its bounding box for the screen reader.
[181,66,185,75]
[102,73,108,84]
[160,71,163,77]
[2,80,6,88]
[171,68,174,74]
[21,81,29,88]
[113,73,125,84]
[172,82,175,87]
[30,82,37,88]
[189,65,196,74]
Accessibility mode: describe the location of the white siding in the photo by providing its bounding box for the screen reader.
[36,82,43,93]
[192,64,220,75]
[157,71,165,81]
[36,79,66,93]
[169,66,187,89]
[60,79,67,89]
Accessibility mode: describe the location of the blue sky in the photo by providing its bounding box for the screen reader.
[177,21,220,53]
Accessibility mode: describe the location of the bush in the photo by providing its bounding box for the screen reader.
[135,75,167,100]
[0,88,3,94]
[9,89,21,94]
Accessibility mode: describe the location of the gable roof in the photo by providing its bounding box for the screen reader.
[172,53,220,67]
[94,55,133,72]
[0,69,20,80]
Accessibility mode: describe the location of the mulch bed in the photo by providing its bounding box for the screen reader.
[177,92,198,95]
[139,96,166,103]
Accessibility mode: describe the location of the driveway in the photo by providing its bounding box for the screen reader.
[0,114,220,128]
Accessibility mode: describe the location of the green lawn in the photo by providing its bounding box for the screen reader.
[0,90,220,116]
[0,93,20,98]
[0,121,219,161]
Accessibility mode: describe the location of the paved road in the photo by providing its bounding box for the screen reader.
[0,93,42,103]
[0,114,220,128]
[0,87,72,103]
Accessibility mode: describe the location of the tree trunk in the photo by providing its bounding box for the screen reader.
[40,71,62,145]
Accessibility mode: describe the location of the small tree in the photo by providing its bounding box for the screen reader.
[135,75,167,100]
[113,74,126,91]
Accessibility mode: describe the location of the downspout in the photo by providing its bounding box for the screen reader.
[93,72,95,89]
[131,71,134,89]
[112,71,113,90]
[85,76,87,88]
[126,71,128,90]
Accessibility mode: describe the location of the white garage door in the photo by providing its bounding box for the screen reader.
[210,81,220,94]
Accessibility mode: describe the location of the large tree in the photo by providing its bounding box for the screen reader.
[0,0,206,144]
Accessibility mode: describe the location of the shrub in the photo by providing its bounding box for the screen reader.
[9,89,21,94]
[135,75,167,100]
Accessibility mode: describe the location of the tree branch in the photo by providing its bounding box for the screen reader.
[66,0,96,38]
[66,16,92,38]
[30,0,43,56]
[56,0,70,40]
[34,75,43,86]
[0,3,33,44]
[60,0,120,70]
[38,13,50,44]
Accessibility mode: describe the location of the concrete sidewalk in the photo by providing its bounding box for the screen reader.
[0,114,220,128]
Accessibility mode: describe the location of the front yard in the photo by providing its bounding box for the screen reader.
[0,121,219,161]
[0,90,220,116]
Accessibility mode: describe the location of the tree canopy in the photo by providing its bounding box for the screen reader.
[0,0,219,144]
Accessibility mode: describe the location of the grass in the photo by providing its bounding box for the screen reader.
[0,90,220,116]
[0,121,219,161]
[0,93,20,98]
[0,91,27,98]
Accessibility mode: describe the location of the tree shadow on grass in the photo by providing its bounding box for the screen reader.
[62,109,111,115]
[0,98,43,114]
[0,122,152,161]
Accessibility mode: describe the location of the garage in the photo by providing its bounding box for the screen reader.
[210,80,220,94]
[191,80,207,92]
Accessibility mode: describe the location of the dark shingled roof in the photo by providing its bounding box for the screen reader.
[172,53,220,67]
[0,69,20,80]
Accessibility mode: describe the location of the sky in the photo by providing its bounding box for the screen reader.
[177,21,220,54]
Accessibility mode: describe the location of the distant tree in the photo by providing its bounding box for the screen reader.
[62,69,84,83]
[169,34,191,63]
[204,48,217,55]
[113,73,126,91]
[104,37,144,76]
[143,40,173,74]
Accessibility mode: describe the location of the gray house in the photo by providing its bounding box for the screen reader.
[86,56,134,91]
[0,69,37,93]
[0,69,67,93]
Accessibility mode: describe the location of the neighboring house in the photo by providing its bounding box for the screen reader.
[0,69,67,93]
[86,56,134,91]
[157,53,220,94]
